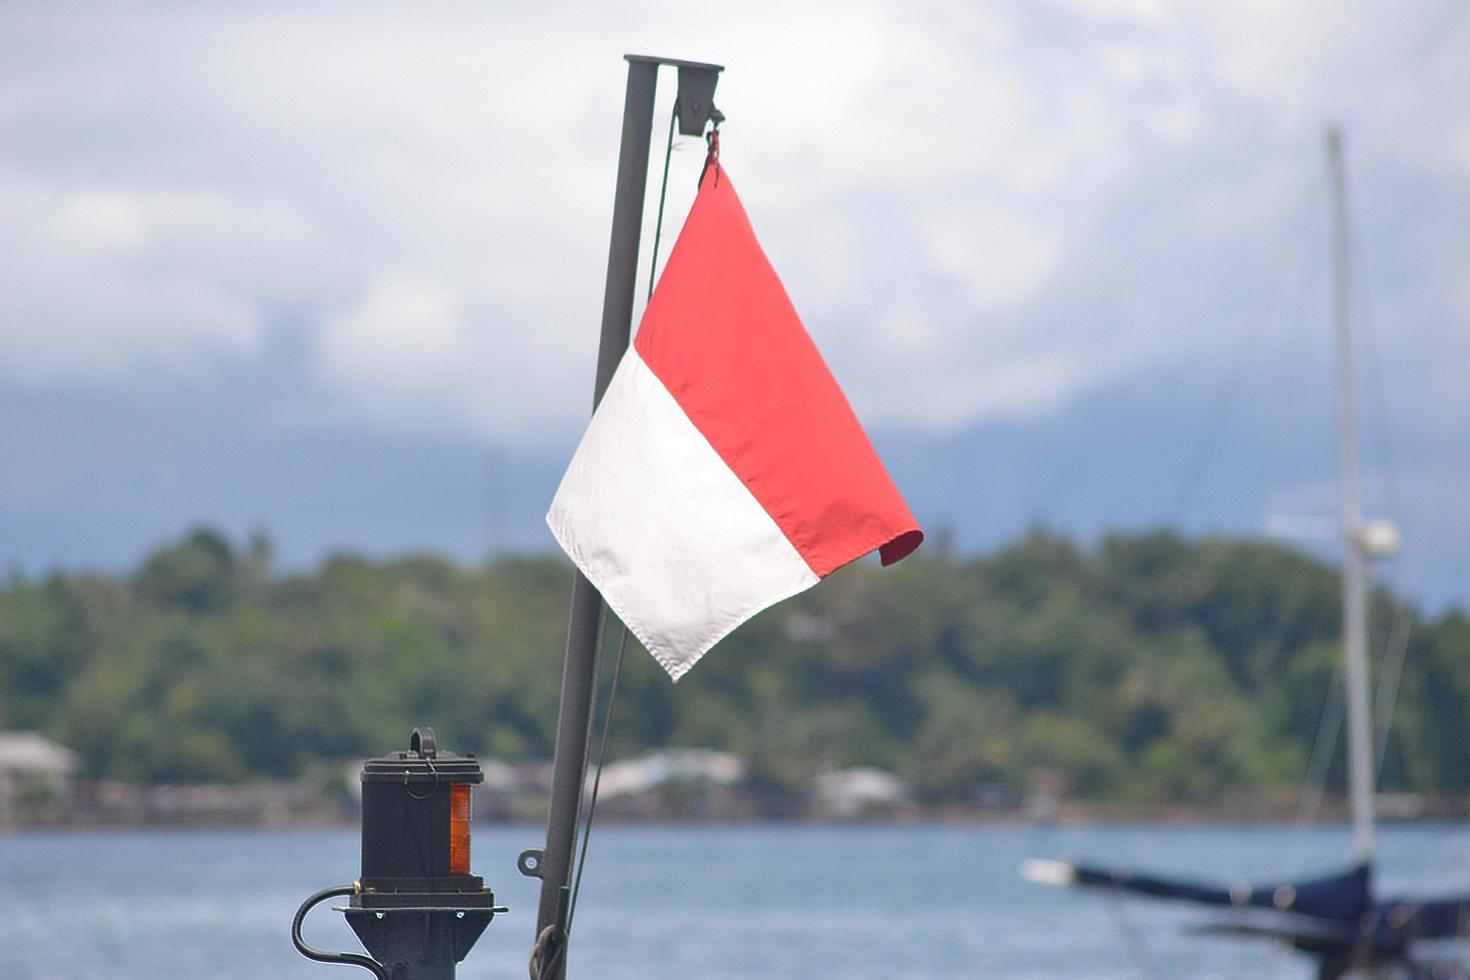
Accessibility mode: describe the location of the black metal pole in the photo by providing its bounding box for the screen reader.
[529,54,721,980]
[532,55,657,973]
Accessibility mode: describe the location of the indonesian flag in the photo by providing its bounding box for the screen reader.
[548,162,923,680]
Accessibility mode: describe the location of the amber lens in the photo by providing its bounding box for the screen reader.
[449,782,472,875]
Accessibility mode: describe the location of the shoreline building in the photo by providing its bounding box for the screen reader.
[0,731,77,825]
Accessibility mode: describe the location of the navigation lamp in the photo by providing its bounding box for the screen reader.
[450,781,472,876]
[292,727,506,979]
[357,726,484,888]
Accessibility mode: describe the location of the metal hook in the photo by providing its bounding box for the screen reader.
[700,114,723,189]
[403,758,440,800]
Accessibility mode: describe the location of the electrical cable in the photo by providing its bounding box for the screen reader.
[291,885,389,980]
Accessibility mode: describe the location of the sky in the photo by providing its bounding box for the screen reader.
[1,1,1467,608]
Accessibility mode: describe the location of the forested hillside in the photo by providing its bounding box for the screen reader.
[2,527,1467,804]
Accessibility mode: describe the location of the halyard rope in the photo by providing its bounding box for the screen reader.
[554,100,684,958]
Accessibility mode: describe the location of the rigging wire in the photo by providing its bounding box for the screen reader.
[566,624,631,931]
[647,104,679,301]
[1103,892,1165,980]
[1373,600,1415,782]
[560,605,610,911]
[530,568,614,979]
[1293,144,1416,819]
[559,99,683,940]
[1159,173,1327,846]
[1296,663,1346,827]
[1169,171,1323,522]
[1346,190,1420,788]
[1345,174,1403,535]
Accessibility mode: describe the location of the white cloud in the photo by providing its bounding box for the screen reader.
[0,173,268,381]
[58,192,149,255]
[0,0,1465,442]
[920,206,1063,316]
[321,276,465,397]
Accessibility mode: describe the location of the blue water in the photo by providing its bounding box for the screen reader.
[2,822,1469,978]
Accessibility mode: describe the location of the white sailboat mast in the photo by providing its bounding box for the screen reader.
[1327,126,1375,866]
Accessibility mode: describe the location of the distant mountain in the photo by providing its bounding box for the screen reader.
[877,367,1464,612]
[3,364,1462,611]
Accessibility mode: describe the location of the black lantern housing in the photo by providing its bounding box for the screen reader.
[293,727,504,980]
[357,726,482,895]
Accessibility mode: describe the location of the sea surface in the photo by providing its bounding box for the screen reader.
[2,822,1469,978]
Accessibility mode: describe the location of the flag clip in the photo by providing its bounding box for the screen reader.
[699,110,724,189]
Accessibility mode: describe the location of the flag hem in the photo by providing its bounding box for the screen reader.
[546,511,819,682]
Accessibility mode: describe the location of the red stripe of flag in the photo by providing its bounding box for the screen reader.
[634,167,922,577]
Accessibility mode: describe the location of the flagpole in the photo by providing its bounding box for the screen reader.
[527,54,721,980]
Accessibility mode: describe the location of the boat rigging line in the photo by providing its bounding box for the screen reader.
[1297,662,1346,827]
[1168,168,1323,523]
[1022,128,1470,980]
[563,98,681,940]
[568,622,631,930]
[1346,175,1419,790]
[647,104,679,302]
[528,58,723,980]
[1104,890,1166,980]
